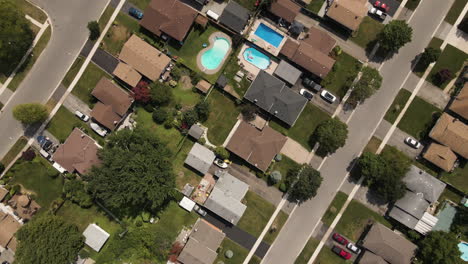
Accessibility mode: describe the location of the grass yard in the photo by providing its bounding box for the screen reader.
[321,51,362,98]
[128,0,152,10]
[444,0,468,24]
[441,159,468,194]
[438,188,463,204]
[7,0,48,23]
[397,96,441,140]
[235,0,258,11]
[238,191,276,238]
[270,104,330,151]
[1,137,28,166]
[173,81,202,108]
[294,237,319,264]
[203,89,240,146]
[102,10,140,55]
[263,210,289,244]
[307,0,325,14]
[413,37,443,77]
[62,56,85,87]
[364,136,382,154]
[216,238,261,264]
[71,61,112,107]
[316,245,349,264]
[335,199,391,241]
[98,5,114,31]
[405,0,421,10]
[222,49,252,97]
[322,192,348,227]
[384,88,411,123]
[428,44,468,89]
[268,155,301,190]
[350,17,384,49]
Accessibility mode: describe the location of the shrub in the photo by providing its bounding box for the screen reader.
[144,104,154,112]
[198,137,206,145]
[152,108,168,124]
[0,163,4,174]
[215,147,229,160]
[21,149,36,161]
[269,171,282,184]
[87,21,100,41]
[279,182,288,192]
[183,109,199,127]
[132,81,151,104]
[255,171,265,178]
[171,66,182,81]
[150,82,173,106]
[135,220,143,227]
[225,250,233,259]
[195,101,210,122]
[241,104,257,122]
[164,119,173,129]
[434,69,453,84]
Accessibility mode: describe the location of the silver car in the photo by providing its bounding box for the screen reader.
[405,137,421,149]
[320,90,337,103]
[74,110,90,122]
[346,242,362,255]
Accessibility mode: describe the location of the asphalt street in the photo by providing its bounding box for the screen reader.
[0,0,109,159]
[261,0,454,263]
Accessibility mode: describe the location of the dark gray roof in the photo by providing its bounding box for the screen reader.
[274,60,302,85]
[389,206,419,229]
[394,191,429,219]
[402,165,446,203]
[188,124,204,140]
[216,74,228,88]
[244,71,307,126]
[219,1,250,33]
[184,143,216,174]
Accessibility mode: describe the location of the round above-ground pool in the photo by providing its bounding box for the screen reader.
[243,47,271,70]
[459,242,468,262]
[201,37,230,70]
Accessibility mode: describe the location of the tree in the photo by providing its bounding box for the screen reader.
[451,206,468,238]
[0,2,34,74]
[215,147,230,160]
[84,128,176,213]
[241,104,257,122]
[419,231,460,264]
[349,66,383,105]
[152,108,168,124]
[87,21,100,41]
[183,109,199,127]
[314,118,348,154]
[15,214,84,264]
[63,179,93,208]
[288,165,322,203]
[434,69,453,84]
[132,81,151,103]
[458,17,468,33]
[269,171,282,184]
[419,47,441,67]
[377,20,413,53]
[13,103,48,124]
[150,82,173,106]
[195,101,210,122]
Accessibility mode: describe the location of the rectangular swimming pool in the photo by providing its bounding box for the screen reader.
[254,23,284,48]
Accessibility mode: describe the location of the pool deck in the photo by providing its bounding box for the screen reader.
[247,19,288,57]
[196,32,232,75]
[237,43,278,79]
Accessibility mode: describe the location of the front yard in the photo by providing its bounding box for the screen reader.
[238,191,276,238]
[441,159,468,193]
[321,51,362,98]
[413,37,443,77]
[444,0,468,24]
[397,95,441,140]
[262,211,289,244]
[350,16,384,49]
[215,238,261,264]
[102,8,140,55]
[71,61,112,107]
[428,44,468,89]
[322,192,348,227]
[363,136,382,154]
[1,136,28,166]
[267,155,301,190]
[384,88,411,124]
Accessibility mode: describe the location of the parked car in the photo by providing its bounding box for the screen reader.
[320,90,337,103]
[300,89,314,101]
[302,77,322,93]
[37,135,53,151]
[90,122,107,137]
[194,204,207,216]
[346,242,362,254]
[333,233,348,245]
[74,110,90,122]
[405,137,421,149]
[374,0,390,12]
[369,7,388,21]
[332,246,352,260]
[39,149,51,160]
[129,7,143,19]
[214,158,229,169]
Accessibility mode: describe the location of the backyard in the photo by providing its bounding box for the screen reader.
[321,51,362,98]
[322,192,348,227]
[235,0,257,11]
[215,238,261,264]
[222,49,252,97]
[397,95,441,140]
[173,79,202,108]
[1,136,28,166]
[237,191,276,238]
[71,61,112,107]
[441,160,468,193]
[350,17,384,49]
[428,44,468,89]
[384,88,411,124]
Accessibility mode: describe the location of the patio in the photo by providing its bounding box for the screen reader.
[247,19,288,56]
[191,173,215,204]
[237,43,278,79]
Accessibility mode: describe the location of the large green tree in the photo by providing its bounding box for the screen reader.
[419,231,460,264]
[288,165,323,203]
[378,20,413,53]
[12,103,48,124]
[15,214,84,264]
[84,128,176,213]
[150,82,173,106]
[314,118,348,154]
[419,47,441,68]
[0,1,34,74]
[349,66,383,105]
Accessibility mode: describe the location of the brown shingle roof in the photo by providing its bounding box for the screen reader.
[429,113,468,158]
[269,0,301,23]
[303,27,337,54]
[195,80,211,94]
[119,35,171,81]
[0,214,21,251]
[326,0,367,31]
[0,187,8,202]
[113,62,142,87]
[449,82,468,120]
[226,121,287,171]
[359,251,387,264]
[280,38,300,58]
[52,128,101,174]
[140,0,197,42]
[423,142,457,172]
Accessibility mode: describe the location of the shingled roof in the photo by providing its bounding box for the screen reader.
[423,142,457,172]
[219,0,250,34]
[429,113,468,158]
[0,214,21,252]
[449,82,468,120]
[269,0,301,23]
[326,0,368,31]
[113,62,142,87]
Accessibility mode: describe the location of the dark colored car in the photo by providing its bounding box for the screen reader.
[302,77,322,93]
[129,7,143,20]
[333,233,348,245]
[300,89,314,101]
[332,246,352,260]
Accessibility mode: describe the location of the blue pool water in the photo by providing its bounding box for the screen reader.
[254,23,284,48]
[243,47,271,70]
[201,37,230,70]
[459,243,468,261]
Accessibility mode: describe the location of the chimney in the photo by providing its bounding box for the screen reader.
[254,99,258,103]
[274,111,278,115]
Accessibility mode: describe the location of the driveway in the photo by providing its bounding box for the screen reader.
[0,0,110,159]
[80,40,119,75]
[63,93,92,117]
[374,120,423,158]
[368,0,401,17]
[281,138,310,164]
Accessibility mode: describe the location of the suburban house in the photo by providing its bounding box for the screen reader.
[361,222,418,264]
[388,166,446,235]
[449,82,468,120]
[139,0,197,42]
[178,219,225,264]
[423,142,458,172]
[113,62,142,88]
[244,70,308,126]
[83,223,110,252]
[429,113,468,159]
[325,0,368,32]
[219,0,250,34]
[269,0,301,25]
[184,143,216,175]
[280,27,336,78]
[0,212,21,252]
[119,35,172,82]
[273,60,302,85]
[91,78,134,131]
[226,121,287,172]
[52,128,101,174]
[203,170,249,225]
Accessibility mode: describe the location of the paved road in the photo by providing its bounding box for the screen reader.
[262,0,453,263]
[0,0,109,159]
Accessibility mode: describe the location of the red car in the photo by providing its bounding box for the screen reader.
[374,1,390,12]
[332,246,352,260]
[332,233,348,245]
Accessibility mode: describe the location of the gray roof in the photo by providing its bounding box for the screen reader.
[388,206,419,229]
[402,165,446,203]
[219,1,250,33]
[274,60,302,85]
[204,172,248,225]
[394,191,429,219]
[188,124,204,140]
[244,71,307,126]
[359,251,387,264]
[184,143,216,174]
[83,224,110,252]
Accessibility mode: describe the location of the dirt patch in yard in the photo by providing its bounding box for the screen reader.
[111,24,129,42]
[180,75,193,90]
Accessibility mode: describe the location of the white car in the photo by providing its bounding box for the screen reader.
[300,89,314,101]
[320,90,337,103]
[214,158,228,169]
[369,7,387,20]
[405,137,421,149]
[194,204,207,216]
[74,110,90,122]
[346,242,361,255]
[90,122,107,137]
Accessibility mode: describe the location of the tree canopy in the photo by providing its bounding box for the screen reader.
[288,165,323,203]
[150,82,173,106]
[419,231,460,264]
[15,214,84,264]
[87,21,100,41]
[0,1,34,74]
[419,47,441,67]
[349,66,383,105]
[378,20,413,53]
[84,128,176,213]
[195,101,210,122]
[13,103,48,124]
[314,118,348,155]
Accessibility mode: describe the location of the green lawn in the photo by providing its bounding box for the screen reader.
[316,245,349,264]
[405,0,421,10]
[444,0,468,24]
[384,88,411,123]
[307,0,325,14]
[1,137,28,166]
[98,5,114,32]
[8,157,63,209]
[350,16,385,49]
[438,188,463,204]
[102,9,140,55]
[263,210,289,244]
[7,0,48,23]
[71,61,112,107]
[295,237,319,264]
[321,51,362,98]
[222,49,252,97]
[203,89,240,146]
[335,199,391,241]
[235,0,257,11]
[128,0,151,10]
[238,191,276,238]
[270,104,330,151]
[322,192,348,227]
[397,96,441,140]
[364,136,382,154]
[173,82,202,108]
[268,155,301,190]
[441,159,468,193]
[63,56,85,88]
[428,44,468,89]
[216,238,261,264]
[413,37,443,77]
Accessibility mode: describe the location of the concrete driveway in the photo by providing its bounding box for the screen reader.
[375,119,423,158]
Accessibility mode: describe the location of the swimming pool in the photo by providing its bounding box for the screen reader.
[254,23,284,48]
[201,37,230,70]
[459,242,468,261]
[243,47,271,70]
